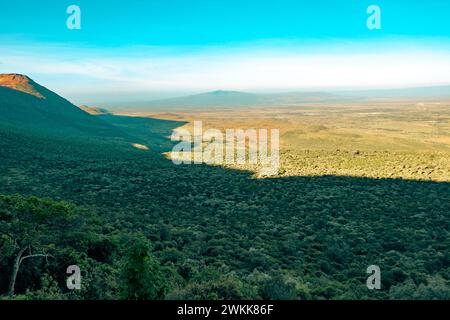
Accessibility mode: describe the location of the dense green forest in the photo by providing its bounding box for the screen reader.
[1,113,449,300]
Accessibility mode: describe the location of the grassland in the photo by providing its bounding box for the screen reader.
[119,99,450,182]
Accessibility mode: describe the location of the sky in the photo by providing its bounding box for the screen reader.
[0,0,450,104]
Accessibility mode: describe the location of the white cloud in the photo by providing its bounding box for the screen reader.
[1,38,450,102]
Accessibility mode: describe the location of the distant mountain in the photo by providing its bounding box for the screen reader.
[140,90,262,108]
[101,85,450,111]
[0,74,126,139]
[341,85,450,99]
[121,90,346,110]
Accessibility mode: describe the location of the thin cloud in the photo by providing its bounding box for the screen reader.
[1,37,450,102]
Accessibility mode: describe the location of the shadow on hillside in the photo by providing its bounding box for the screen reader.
[0,86,127,139]
[98,113,187,151]
[1,113,449,297]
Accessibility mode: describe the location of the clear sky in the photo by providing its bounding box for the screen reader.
[0,0,449,104]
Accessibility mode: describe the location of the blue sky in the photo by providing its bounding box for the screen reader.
[1,0,450,104]
[1,0,449,45]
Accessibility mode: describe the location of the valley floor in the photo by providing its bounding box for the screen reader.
[123,100,450,181]
[1,101,449,300]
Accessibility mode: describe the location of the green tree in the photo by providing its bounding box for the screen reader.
[119,234,171,300]
[260,273,297,300]
[0,195,81,297]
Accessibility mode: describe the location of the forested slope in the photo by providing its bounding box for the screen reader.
[0,117,449,300]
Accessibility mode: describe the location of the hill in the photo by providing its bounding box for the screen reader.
[111,90,346,110]
[78,105,111,115]
[341,85,450,99]
[102,85,450,111]
[0,74,126,139]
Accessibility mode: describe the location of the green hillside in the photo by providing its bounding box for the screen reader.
[0,74,127,140]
